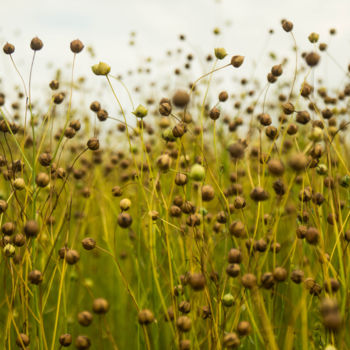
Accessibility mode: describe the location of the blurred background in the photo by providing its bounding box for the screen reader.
[0,0,349,116]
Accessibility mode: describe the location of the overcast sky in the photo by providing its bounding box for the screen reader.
[1,0,350,114]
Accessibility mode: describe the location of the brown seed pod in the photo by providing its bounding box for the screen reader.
[49,80,59,90]
[261,272,275,289]
[223,332,240,348]
[273,267,288,282]
[267,73,277,83]
[39,152,52,166]
[179,300,191,314]
[226,264,240,278]
[78,311,93,327]
[36,172,50,187]
[82,237,96,250]
[2,222,15,236]
[259,113,272,126]
[90,101,101,112]
[24,220,39,237]
[172,90,190,108]
[229,220,245,237]
[219,91,228,102]
[268,159,285,176]
[92,298,109,314]
[13,233,26,247]
[324,278,340,293]
[189,273,206,291]
[70,39,84,53]
[138,309,155,325]
[117,212,133,228]
[3,42,15,54]
[305,52,320,67]
[29,269,43,284]
[271,64,283,77]
[59,333,72,347]
[234,195,246,209]
[65,249,80,265]
[228,142,245,159]
[288,153,308,171]
[241,273,257,289]
[176,316,192,332]
[75,335,91,350]
[16,333,30,347]
[87,137,100,151]
[291,269,304,284]
[201,185,215,201]
[296,110,311,124]
[250,187,269,201]
[209,106,220,120]
[228,248,242,264]
[237,321,252,336]
[305,227,319,245]
[282,101,295,114]
[231,55,244,68]
[282,19,293,32]
[30,37,43,51]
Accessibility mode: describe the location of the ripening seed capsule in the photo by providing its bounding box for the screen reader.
[226,264,240,277]
[16,333,30,347]
[92,298,110,314]
[228,248,242,263]
[138,309,155,325]
[49,80,59,90]
[231,55,244,68]
[176,316,192,332]
[282,20,293,32]
[65,249,80,265]
[172,90,190,108]
[201,185,215,201]
[78,311,93,327]
[241,273,257,289]
[189,273,206,291]
[82,237,96,250]
[59,333,72,347]
[273,267,288,282]
[237,321,252,336]
[3,42,15,54]
[0,199,8,213]
[223,332,240,348]
[24,220,39,237]
[190,164,205,181]
[271,64,283,77]
[3,244,15,257]
[87,138,99,151]
[36,172,49,187]
[120,198,131,211]
[180,339,191,350]
[209,106,220,120]
[305,226,320,245]
[219,91,228,102]
[91,61,111,75]
[282,101,295,114]
[90,101,101,112]
[75,335,91,350]
[222,293,234,307]
[30,37,43,51]
[70,39,84,53]
[29,269,43,284]
[117,212,132,228]
[305,52,320,67]
[13,177,26,190]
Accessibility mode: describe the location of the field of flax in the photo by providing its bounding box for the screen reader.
[0,20,350,350]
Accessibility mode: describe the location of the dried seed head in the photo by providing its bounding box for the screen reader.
[250,187,269,201]
[59,334,72,347]
[296,110,311,124]
[159,101,172,116]
[30,37,43,51]
[2,222,16,236]
[273,267,288,282]
[291,269,304,284]
[29,269,43,284]
[282,101,295,114]
[241,273,257,289]
[117,212,132,228]
[201,185,215,201]
[90,101,101,112]
[24,220,40,237]
[175,173,188,186]
[231,55,244,68]
[288,153,308,171]
[219,91,228,102]
[305,226,320,245]
[189,272,206,291]
[78,311,93,326]
[70,39,84,53]
[308,32,319,43]
[172,90,190,108]
[282,19,293,32]
[65,249,80,265]
[36,172,50,187]
[271,64,283,77]
[214,47,227,60]
[176,316,192,332]
[3,42,15,54]
[82,237,96,250]
[75,335,91,350]
[16,333,30,347]
[209,106,220,120]
[237,321,252,336]
[138,309,155,325]
[49,80,59,90]
[223,332,240,348]
[228,142,245,159]
[87,137,100,151]
[228,248,242,264]
[305,52,320,67]
[229,220,245,237]
[0,199,8,214]
[226,264,240,277]
[268,159,285,176]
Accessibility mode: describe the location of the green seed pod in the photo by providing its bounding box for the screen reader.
[91,62,111,75]
[214,48,227,60]
[3,243,15,257]
[190,164,205,181]
[132,104,148,118]
[222,293,234,307]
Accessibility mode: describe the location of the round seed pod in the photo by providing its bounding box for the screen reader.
[189,273,206,291]
[267,73,277,83]
[176,316,192,332]
[179,300,191,313]
[259,113,272,126]
[35,172,49,187]
[64,127,76,138]
[87,138,99,151]
[92,298,109,314]
[323,312,342,331]
[288,153,308,171]
[180,339,191,350]
[97,109,108,121]
[305,52,320,67]
[13,233,26,247]
[291,269,304,284]
[82,237,96,250]
[49,79,59,90]
[241,273,257,289]
[29,269,43,284]
[273,267,288,282]
[30,37,43,51]
[24,220,39,237]
[273,179,286,196]
[271,64,283,77]
[70,120,81,131]
[120,198,131,211]
[53,93,65,104]
[282,102,295,114]
[3,42,15,54]
[305,227,319,245]
[219,91,228,102]
[175,173,188,186]
[296,111,310,124]
[231,56,244,68]
[78,311,93,327]
[172,90,190,108]
[228,142,245,159]
[282,20,293,32]
[138,309,154,325]
[268,159,285,176]
[0,200,8,213]
[223,332,240,348]
[39,152,52,166]
[90,101,101,112]
[111,186,123,197]
[324,278,340,293]
[117,212,132,228]
[2,222,15,236]
[75,335,91,349]
[59,333,72,347]
[209,107,220,120]
[228,248,242,263]
[159,101,172,116]
[201,185,215,201]
[250,187,269,201]
[287,123,298,135]
[65,249,80,265]
[296,225,307,239]
[237,321,252,336]
[229,221,245,237]
[234,196,246,209]
[16,333,30,347]
[70,39,84,53]
[226,264,240,277]
[261,272,275,289]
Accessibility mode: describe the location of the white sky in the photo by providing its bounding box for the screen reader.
[0,0,350,117]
